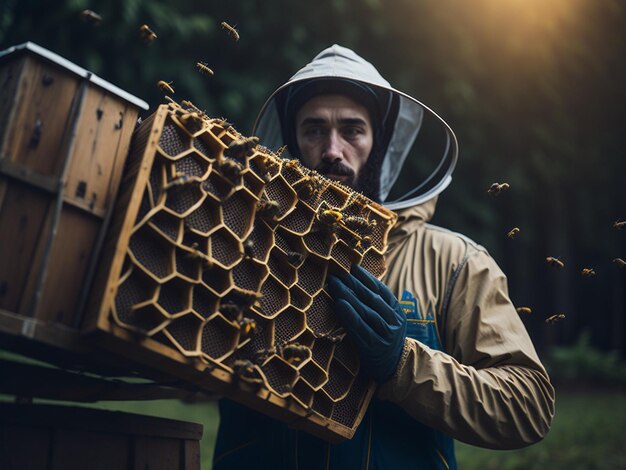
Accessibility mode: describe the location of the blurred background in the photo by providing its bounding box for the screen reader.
[1,0,624,468]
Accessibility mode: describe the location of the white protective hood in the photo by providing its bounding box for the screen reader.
[253,44,458,210]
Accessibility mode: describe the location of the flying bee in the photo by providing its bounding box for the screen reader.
[232,360,264,385]
[256,199,280,219]
[507,227,520,239]
[516,307,532,315]
[545,256,565,269]
[613,219,626,230]
[221,21,240,41]
[79,9,102,25]
[581,268,596,276]
[219,158,244,183]
[157,80,174,94]
[487,182,510,196]
[224,136,259,161]
[349,234,373,251]
[183,245,213,269]
[276,145,288,158]
[545,313,566,324]
[196,61,214,76]
[613,258,626,267]
[219,302,244,322]
[139,24,157,43]
[238,317,257,340]
[279,343,311,366]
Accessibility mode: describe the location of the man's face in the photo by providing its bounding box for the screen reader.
[295,94,373,188]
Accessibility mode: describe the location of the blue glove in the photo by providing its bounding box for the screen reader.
[327,264,407,383]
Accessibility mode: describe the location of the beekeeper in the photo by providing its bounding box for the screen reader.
[213,44,554,470]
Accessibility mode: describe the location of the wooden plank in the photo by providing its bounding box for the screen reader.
[0,403,203,441]
[183,440,201,470]
[50,429,129,470]
[0,423,50,470]
[83,106,167,333]
[0,56,26,165]
[37,205,99,325]
[0,180,51,314]
[133,436,182,470]
[64,88,139,216]
[4,57,80,176]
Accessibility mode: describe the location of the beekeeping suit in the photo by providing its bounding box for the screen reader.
[213,44,554,470]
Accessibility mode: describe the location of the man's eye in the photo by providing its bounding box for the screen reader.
[343,127,362,137]
[305,127,325,137]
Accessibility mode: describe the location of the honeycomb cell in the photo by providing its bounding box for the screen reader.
[201,264,231,296]
[242,169,265,198]
[359,251,386,279]
[113,267,158,327]
[184,199,221,236]
[163,181,206,217]
[293,328,316,349]
[128,225,175,282]
[323,359,355,401]
[147,160,167,207]
[273,308,306,345]
[148,209,182,243]
[174,151,211,179]
[299,359,329,391]
[127,302,170,336]
[158,119,191,158]
[221,189,257,239]
[332,337,360,374]
[305,291,337,336]
[260,355,299,397]
[267,249,297,288]
[318,185,350,211]
[329,240,357,273]
[192,285,219,319]
[231,258,268,292]
[292,379,315,409]
[311,338,336,371]
[210,228,243,269]
[137,188,152,223]
[202,170,234,202]
[262,176,297,220]
[296,255,328,297]
[227,313,273,364]
[249,153,280,182]
[163,313,203,356]
[200,314,239,361]
[255,275,290,319]
[289,285,313,312]
[174,246,203,283]
[331,374,370,428]
[303,230,335,259]
[280,202,315,235]
[244,221,274,263]
[157,278,192,315]
[192,133,221,160]
[311,390,334,418]
[273,228,306,263]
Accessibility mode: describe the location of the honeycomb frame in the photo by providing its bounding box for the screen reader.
[87,102,398,442]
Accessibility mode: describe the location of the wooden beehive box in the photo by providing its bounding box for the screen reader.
[85,101,397,442]
[0,42,148,353]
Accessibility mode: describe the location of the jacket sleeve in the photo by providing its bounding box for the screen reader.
[377,247,555,449]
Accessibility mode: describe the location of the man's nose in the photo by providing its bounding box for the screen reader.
[322,131,343,162]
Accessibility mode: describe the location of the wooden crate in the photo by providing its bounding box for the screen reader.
[84,101,397,442]
[0,402,202,470]
[0,42,148,354]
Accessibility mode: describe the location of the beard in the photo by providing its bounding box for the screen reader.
[314,160,356,188]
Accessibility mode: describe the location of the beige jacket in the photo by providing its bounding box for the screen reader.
[377,197,555,449]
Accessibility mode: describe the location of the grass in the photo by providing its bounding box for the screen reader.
[6,385,623,469]
[455,386,626,470]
